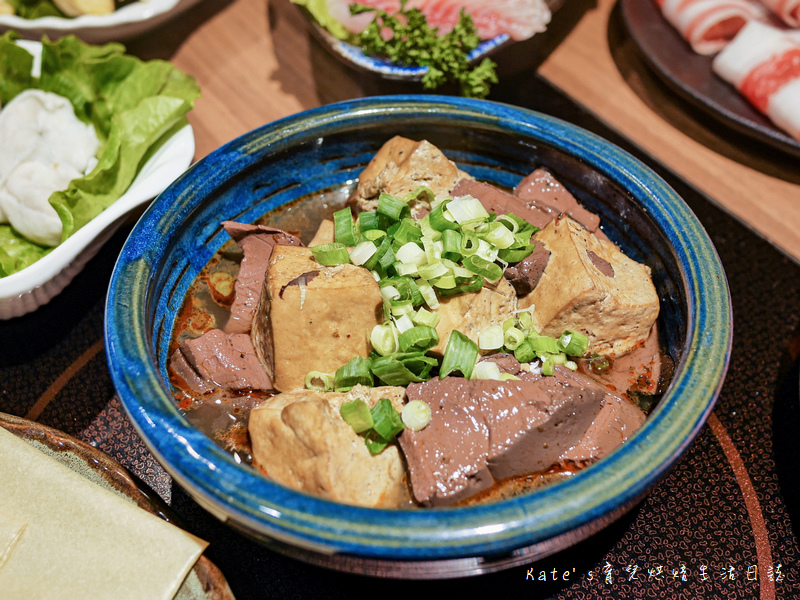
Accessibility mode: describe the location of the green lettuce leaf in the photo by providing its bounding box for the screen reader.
[0,226,51,277]
[6,0,66,19]
[291,0,351,40]
[0,32,201,276]
[0,33,34,103]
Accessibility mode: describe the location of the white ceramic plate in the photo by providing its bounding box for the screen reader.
[0,0,203,43]
[0,42,195,319]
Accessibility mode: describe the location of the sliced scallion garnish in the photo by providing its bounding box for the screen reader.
[558,330,589,356]
[340,399,374,433]
[370,398,405,441]
[401,400,432,431]
[398,324,439,352]
[334,356,373,392]
[311,243,351,266]
[333,206,359,246]
[440,330,478,379]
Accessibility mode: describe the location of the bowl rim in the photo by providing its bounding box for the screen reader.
[105,95,732,561]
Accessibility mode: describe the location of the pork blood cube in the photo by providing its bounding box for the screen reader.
[251,245,383,391]
[398,368,608,506]
[518,215,659,357]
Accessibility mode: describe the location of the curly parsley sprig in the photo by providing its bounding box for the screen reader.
[351,1,498,99]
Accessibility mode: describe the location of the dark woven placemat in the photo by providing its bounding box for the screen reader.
[2,58,799,600]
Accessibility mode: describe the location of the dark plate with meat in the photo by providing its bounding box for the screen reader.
[105,95,732,578]
[620,0,800,159]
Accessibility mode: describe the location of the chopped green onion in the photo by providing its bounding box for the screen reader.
[402,186,436,207]
[440,330,478,379]
[480,221,515,249]
[412,307,440,328]
[428,200,459,231]
[528,335,560,356]
[441,228,463,260]
[350,240,378,266]
[517,309,535,333]
[380,285,400,303]
[588,353,611,375]
[377,193,409,221]
[472,360,502,380]
[422,237,444,264]
[392,218,423,245]
[370,323,398,356]
[417,280,439,310]
[498,244,535,263]
[305,371,334,391]
[370,352,436,385]
[396,241,426,267]
[398,325,439,352]
[460,230,480,256]
[390,300,414,318]
[401,400,432,431]
[558,330,590,356]
[394,313,415,333]
[370,398,405,441]
[418,261,450,281]
[311,243,351,266]
[363,235,392,271]
[359,211,390,233]
[463,254,503,283]
[436,275,483,296]
[496,214,520,233]
[340,399,374,433]
[434,270,461,289]
[333,207,358,246]
[334,356,373,392]
[503,326,526,350]
[478,325,504,351]
[513,339,536,363]
[364,431,391,454]
[445,195,489,223]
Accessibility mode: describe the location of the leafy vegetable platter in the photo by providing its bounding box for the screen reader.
[0,38,197,319]
[0,0,203,43]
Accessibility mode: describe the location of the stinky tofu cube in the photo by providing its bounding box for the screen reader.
[251,245,383,391]
[518,216,659,357]
[249,385,411,507]
[353,136,472,213]
[430,277,517,355]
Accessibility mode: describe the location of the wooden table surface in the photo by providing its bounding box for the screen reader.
[128,0,800,265]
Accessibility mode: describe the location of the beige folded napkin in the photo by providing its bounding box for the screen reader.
[0,427,208,600]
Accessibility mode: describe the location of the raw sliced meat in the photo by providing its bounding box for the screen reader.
[655,0,770,55]
[327,0,551,42]
[759,0,800,27]
[713,20,800,138]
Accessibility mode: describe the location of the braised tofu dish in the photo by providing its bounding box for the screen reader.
[168,137,670,508]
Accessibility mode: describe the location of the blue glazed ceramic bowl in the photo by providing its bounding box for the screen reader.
[105,96,732,578]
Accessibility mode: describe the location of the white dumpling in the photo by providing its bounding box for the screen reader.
[0,162,82,246]
[0,89,100,247]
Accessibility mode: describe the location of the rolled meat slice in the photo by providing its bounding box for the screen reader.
[655,0,769,55]
[712,20,800,139]
[759,0,800,27]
